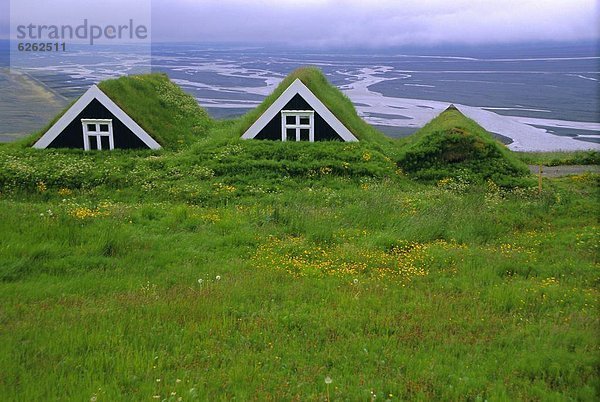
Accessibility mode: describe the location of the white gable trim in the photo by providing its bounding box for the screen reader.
[241,79,358,142]
[33,85,161,150]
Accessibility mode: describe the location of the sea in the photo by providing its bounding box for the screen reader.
[1,40,599,151]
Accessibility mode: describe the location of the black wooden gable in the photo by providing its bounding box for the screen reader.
[254,93,344,141]
[47,99,149,149]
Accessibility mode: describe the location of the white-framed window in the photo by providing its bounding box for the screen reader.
[281,110,314,142]
[81,119,114,150]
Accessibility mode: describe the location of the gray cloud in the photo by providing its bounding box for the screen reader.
[0,0,8,37]
[1,0,598,46]
[151,0,599,46]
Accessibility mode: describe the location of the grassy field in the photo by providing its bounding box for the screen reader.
[516,150,600,167]
[0,72,598,401]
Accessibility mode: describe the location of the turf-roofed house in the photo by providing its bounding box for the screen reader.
[241,77,358,142]
[32,74,211,151]
[33,85,161,151]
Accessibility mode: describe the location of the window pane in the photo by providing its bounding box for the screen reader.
[100,136,110,150]
[87,124,96,131]
[88,136,97,149]
[286,128,296,141]
[299,117,310,125]
[99,124,109,132]
[300,129,310,141]
[286,115,296,125]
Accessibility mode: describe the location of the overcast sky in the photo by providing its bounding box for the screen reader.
[151,0,600,47]
[1,0,599,47]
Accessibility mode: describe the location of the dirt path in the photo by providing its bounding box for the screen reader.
[528,165,600,178]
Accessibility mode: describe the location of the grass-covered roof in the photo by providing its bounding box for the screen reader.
[397,105,531,185]
[23,73,212,150]
[232,67,393,147]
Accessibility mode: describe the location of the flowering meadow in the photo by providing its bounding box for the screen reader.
[0,140,597,401]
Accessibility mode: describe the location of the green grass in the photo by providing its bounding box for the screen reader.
[0,71,598,400]
[0,142,599,400]
[0,150,598,400]
[517,150,600,166]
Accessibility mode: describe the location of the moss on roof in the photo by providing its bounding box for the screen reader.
[397,106,531,185]
[23,73,212,150]
[100,73,212,149]
[232,67,393,147]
